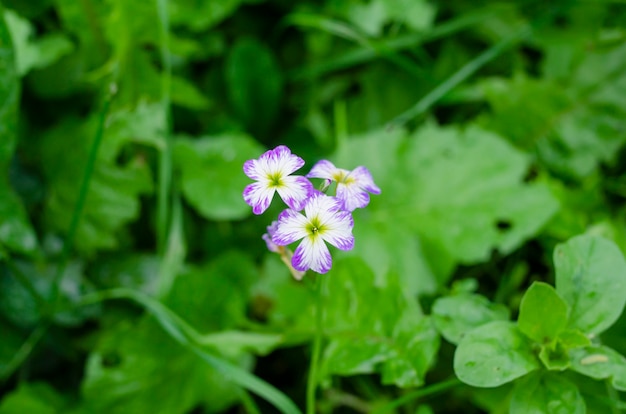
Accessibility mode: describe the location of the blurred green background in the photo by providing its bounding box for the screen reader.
[2,0,626,412]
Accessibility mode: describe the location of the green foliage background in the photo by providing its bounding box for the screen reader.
[2,0,626,413]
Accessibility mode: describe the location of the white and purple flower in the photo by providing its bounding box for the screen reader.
[272,192,354,274]
[307,160,381,212]
[244,145,314,215]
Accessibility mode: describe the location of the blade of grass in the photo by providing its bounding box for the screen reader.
[74,288,303,414]
[283,13,425,79]
[0,322,49,381]
[50,86,115,304]
[387,3,567,129]
[157,193,185,298]
[156,0,172,255]
[286,9,499,82]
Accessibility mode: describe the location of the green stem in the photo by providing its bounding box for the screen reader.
[0,322,49,381]
[51,90,113,303]
[306,274,325,414]
[371,378,461,414]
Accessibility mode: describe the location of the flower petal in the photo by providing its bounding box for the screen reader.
[276,175,313,211]
[243,159,261,180]
[266,145,305,176]
[292,236,332,274]
[306,160,338,180]
[320,210,354,251]
[351,166,381,194]
[273,209,309,245]
[337,182,371,211]
[243,182,275,215]
[303,192,342,218]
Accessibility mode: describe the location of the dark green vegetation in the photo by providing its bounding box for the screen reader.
[2,0,626,413]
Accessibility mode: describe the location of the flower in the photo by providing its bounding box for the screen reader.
[272,192,354,274]
[244,145,314,215]
[307,160,381,212]
[263,221,306,280]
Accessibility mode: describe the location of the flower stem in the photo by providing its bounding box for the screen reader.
[306,274,325,414]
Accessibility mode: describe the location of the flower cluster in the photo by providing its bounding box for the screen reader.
[243,145,380,278]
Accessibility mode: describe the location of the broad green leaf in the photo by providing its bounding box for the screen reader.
[569,346,626,391]
[0,260,100,328]
[225,38,283,135]
[166,251,257,332]
[482,43,626,180]
[82,252,259,413]
[510,372,585,414]
[432,293,510,345]
[380,314,440,388]
[4,10,73,76]
[0,382,65,414]
[334,123,558,292]
[518,282,568,344]
[320,258,439,388]
[454,321,539,387]
[0,8,36,255]
[554,234,626,335]
[81,317,243,414]
[174,134,264,220]
[91,254,161,295]
[39,116,153,254]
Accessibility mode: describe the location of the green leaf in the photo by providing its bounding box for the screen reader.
[518,282,568,344]
[482,43,626,180]
[510,372,585,414]
[39,115,153,254]
[554,234,626,335]
[454,321,539,387]
[0,6,18,171]
[82,252,260,413]
[0,8,36,255]
[4,9,73,76]
[432,293,510,345]
[569,346,626,391]
[169,0,243,31]
[380,313,440,388]
[334,123,558,292]
[0,382,65,414]
[225,38,283,135]
[0,318,24,375]
[82,317,243,414]
[0,260,100,328]
[174,134,264,220]
[320,258,439,388]
[0,183,37,255]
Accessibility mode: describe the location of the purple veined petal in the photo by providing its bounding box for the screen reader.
[262,221,281,252]
[319,210,354,250]
[292,236,333,274]
[350,166,381,194]
[262,233,279,253]
[276,175,314,211]
[266,145,306,175]
[273,209,309,245]
[243,182,276,215]
[303,192,342,218]
[243,159,262,180]
[337,182,371,211]
[306,159,338,180]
